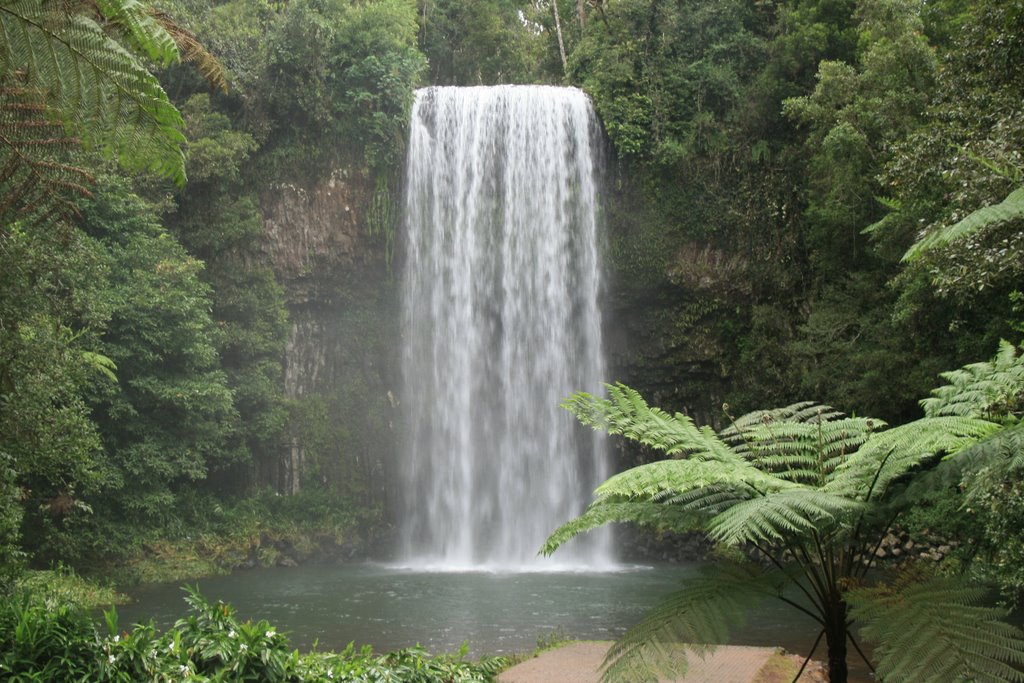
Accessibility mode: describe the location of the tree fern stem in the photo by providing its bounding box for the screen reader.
[845,628,876,674]
[791,628,825,683]
[811,530,834,590]
[855,514,898,580]
[787,539,830,609]
[753,541,822,613]
[774,595,825,626]
[825,598,849,683]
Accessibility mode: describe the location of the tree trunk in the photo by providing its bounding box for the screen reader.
[552,0,568,76]
[825,599,849,683]
[577,0,586,28]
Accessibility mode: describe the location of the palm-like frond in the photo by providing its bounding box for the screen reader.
[721,405,878,484]
[562,384,743,464]
[0,0,186,185]
[600,562,785,683]
[826,416,999,501]
[590,458,793,502]
[0,79,93,225]
[93,0,178,66]
[922,340,1024,419]
[707,488,863,545]
[151,9,228,93]
[849,572,1024,682]
[904,186,1024,261]
[540,502,708,556]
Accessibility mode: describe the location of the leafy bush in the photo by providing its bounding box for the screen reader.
[0,587,508,682]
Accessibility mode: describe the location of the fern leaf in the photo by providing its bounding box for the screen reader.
[591,458,793,504]
[827,416,999,501]
[599,562,786,683]
[94,0,179,67]
[849,572,1024,682]
[0,79,93,224]
[151,9,228,93]
[563,384,744,464]
[922,340,1024,419]
[0,0,186,184]
[708,488,863,546]
[540,502,707,556]
[904,186,1024,261]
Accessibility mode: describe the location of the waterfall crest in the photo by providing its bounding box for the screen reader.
[399,85,612,570]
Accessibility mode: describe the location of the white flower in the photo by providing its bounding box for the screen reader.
[327,672,334,680]
[113,635,120,643]
[265,630,276,638]
[239,643,248,652]
[179,664,188,673]
[108,654,115,664]
[228,629,236,639]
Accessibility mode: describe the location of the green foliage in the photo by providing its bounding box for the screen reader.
[261,0,424,172]
[0,222,111,569]
[905,186,1024,261]
[849,572,1024,682]
[0,0,187,187]
[16,566,126,610]
[417,0,546,85]
[544,360,1024,682]
[0,587,508,682]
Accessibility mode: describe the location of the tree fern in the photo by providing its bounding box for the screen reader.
[545,369,1024,683]
[0,0,187,186]
[903,186,1024,261]
[922,339,1024,420]
[849,571,1024,682]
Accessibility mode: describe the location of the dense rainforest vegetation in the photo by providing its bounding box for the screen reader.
[1,0,1023,671]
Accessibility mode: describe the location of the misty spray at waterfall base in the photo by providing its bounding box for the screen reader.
[398,85,614,570]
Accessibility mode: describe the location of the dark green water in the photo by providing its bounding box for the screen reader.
[114,561,841,661]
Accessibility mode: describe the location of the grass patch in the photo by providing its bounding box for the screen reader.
[17,566,128,610]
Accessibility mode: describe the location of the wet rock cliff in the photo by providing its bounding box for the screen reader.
[260,168,399,513]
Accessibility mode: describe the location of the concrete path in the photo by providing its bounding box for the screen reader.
[498,641,788,683]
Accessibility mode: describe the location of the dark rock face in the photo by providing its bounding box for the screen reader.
[261,170,378,303]
[259,169,399,511]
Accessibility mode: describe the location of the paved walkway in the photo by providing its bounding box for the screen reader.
[498,641,787,683]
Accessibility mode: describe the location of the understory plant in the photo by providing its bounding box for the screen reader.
[0,586,507,682]
[543,343,1024,683]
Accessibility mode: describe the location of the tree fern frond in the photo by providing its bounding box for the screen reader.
[849,572,1024,682]
[827,416,999,501]
[599,562,784,683]
[922,340,1024,419]
[665,485,750,514]
[591,458,793,503]
[0,78,93,225]
[0,0,186,184]
[707,488,862,545]
[94,0,179,67]
[151,9,227,93]
[540,502,707,556]
[723,406,877,484]
[563,384,743,464]
[904,186,1024,261]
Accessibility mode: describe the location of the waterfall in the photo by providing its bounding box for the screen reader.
[399,85,612,570]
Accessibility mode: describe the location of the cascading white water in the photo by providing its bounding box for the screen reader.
[399,85,613,570]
